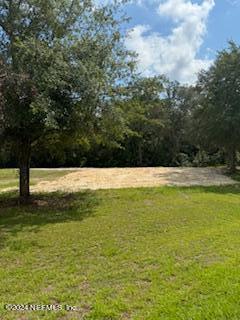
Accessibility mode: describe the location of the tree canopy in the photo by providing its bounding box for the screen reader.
[194,42,240,172]
[0,0,134,201]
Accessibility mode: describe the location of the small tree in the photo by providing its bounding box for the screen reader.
[195,42,240,173]
[0,0,134,202]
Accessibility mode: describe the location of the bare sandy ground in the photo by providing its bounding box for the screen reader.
[32,167,236,193]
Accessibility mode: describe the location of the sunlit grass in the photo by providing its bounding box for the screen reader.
[1,185,240,319]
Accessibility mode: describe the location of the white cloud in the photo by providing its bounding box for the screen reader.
[125,0,215,84]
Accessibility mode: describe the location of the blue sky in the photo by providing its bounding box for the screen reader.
[122,0,240,83]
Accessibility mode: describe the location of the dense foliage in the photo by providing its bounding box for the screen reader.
[0,0,239,200]
[0,0,134,200]
[0,72,230,169]
[1,75,225,169]
[193,42,240,173]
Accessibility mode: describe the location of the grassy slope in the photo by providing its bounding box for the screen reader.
[1,185,240,319]
[0,169,73,191]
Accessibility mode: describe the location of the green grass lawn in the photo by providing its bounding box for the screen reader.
[1,185,240,319]
[0,169,73,191]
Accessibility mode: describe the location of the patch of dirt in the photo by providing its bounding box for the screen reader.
[31,167,237,193]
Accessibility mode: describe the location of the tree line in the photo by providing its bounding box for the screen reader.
[0,0,240,201]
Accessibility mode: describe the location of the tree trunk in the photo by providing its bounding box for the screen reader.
[18,142,31,203]
[228,147,237,174]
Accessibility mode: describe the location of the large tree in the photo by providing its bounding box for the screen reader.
[118,76,166,166]
[0,0,134,201]
[194,42,240,173]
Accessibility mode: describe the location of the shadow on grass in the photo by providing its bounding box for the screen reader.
[0,191,99,250]
[175,184,240,195]
[227,170,240,182]
[1,182,240,251]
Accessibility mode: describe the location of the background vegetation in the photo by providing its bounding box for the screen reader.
[0,1,240,198]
